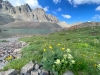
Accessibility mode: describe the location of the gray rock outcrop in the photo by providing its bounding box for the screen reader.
[20,61,34,75]
[0,0,59,25]
[0,38,28,69]
[0,69,18,75]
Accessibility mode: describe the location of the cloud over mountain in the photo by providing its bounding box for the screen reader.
[62,14,71,19]
[8,0,42,10]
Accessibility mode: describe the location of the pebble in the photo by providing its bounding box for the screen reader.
[0,37,27,69]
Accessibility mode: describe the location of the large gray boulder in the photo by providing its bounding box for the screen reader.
[20,61,34,75]
[0,69,18,75]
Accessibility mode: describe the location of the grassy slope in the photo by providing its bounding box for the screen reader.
[4,26,100,75]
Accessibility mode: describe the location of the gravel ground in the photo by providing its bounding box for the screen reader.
[0,37,27,69]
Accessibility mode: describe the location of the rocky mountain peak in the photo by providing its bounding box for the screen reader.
[33,8,45,14]
[20,3,32,12]
[0,0,12,11]
[0,0,59,23]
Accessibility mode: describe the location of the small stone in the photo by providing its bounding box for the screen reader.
[38,69,42,74]
[13,48,22,53]
[63,70,74,75]
[31,71,38,75]
[34,64,39,70]
[40,69,49,75]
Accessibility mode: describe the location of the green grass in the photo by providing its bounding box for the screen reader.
[4,26,100,75]
[0,40,9,42]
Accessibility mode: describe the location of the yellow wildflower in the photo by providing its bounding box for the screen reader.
[61,48,65,50]
[5,55,13,60]
[57,43,60,46]
[44,49,46,52]
[49,46,52,49]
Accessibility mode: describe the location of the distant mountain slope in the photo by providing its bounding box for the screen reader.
[0,14,15,25]
[57,21,71,28]
[68,22,100,30]
[0,0,59,25]
[0,21,61,29]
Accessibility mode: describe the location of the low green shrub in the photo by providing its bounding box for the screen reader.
[41,43,75,75]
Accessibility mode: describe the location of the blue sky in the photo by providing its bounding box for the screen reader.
[7,0,100,24]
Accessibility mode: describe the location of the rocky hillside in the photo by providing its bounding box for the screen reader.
[57,21,71,28]
[0,21,61,29]
[68,22,100,30]
[0,14,15,25]
[0,0,59,25]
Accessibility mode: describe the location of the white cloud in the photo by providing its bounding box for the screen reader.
[56,8,62,11]
[68,0,100,6]
[52,11,57,14]
[95,6,100,11]
[8,0,42,10]
[88,21,91,22]
[53,0,61,4]
[25,0,42,9]
[62,14,71,19]
[92,15,100,19]
[43,6,49,12]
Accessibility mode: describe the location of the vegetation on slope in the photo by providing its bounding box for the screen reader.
[4,26,100,75]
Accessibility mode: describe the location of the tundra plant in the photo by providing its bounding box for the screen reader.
[42,43,75,75]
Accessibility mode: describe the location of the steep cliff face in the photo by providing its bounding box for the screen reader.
[32,8,48,22]
[0,14,15,25]
[13,4,35,21]
[0,0,59,24]
[46,14,59,23]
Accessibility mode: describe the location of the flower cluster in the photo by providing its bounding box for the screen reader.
[42,43,75,75]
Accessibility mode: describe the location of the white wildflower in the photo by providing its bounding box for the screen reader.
[54,59,61,64]
[71,60,75,64]
[66,48,71,53]
[63,54,67,59]
[68,54,73,59]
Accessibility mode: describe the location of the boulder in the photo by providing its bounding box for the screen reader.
[20,61,34,75]
[34,64,39,70]
[13,48,21,53]
[31,71,38,75]
[63,70,74,75]
[0,69,18,75]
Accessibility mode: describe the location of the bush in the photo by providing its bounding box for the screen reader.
[41,43,75,75]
